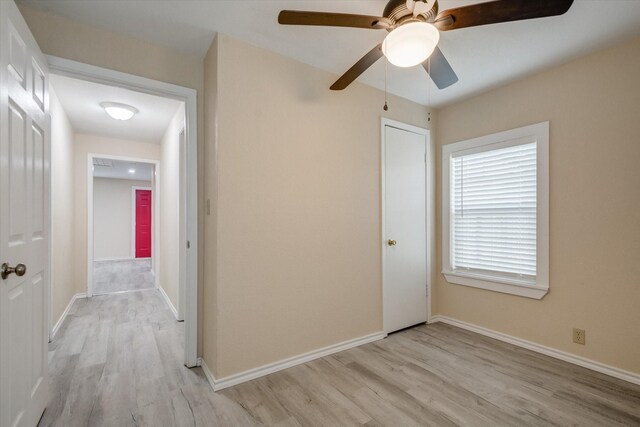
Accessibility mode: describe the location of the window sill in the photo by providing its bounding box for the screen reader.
[442,270,548,300]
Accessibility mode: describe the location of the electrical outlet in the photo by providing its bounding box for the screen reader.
[573,328,586,345]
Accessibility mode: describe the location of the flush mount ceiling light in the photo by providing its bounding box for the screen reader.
[382,22,440,68]
[100,102,138,121]
[128,169,136,174]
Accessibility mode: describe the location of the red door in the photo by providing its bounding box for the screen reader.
[135,190,152,258]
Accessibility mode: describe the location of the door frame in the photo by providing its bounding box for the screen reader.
[131,185,153,260]
[178,128,187,321]
[380,117,435,333]
[89,155,160,294]
[47,56,199,367]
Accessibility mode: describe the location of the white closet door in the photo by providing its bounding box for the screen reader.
[384,125,427,333]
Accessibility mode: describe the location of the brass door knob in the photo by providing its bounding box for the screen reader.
[1,263,26,280]
[387,239,397,246]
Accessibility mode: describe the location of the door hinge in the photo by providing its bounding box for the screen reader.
[187,241,191,249]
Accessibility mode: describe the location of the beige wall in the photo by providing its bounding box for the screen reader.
[434,36,640,374]
[74,134,160,294]
[18,6,202,92]
[204,34,431,378]
[19,4,206,352]
[93,178,152,260]
[159,104,185,309]
[50,87,76,325]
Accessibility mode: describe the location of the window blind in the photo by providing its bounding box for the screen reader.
[451,142,537,280]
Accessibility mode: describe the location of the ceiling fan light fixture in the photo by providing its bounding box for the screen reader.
[382,22,440,68]
[100,102,138,121]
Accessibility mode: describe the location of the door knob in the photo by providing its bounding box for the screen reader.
[387,239,397,246]
[1,263,26,280]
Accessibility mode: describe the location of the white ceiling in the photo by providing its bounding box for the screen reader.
[50,74,183,143]
[25,0,640,107]
[93,158,154,181]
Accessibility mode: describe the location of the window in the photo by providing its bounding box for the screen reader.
[442,122,549,299]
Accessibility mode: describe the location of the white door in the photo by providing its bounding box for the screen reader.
[383,124,427,333]
[0,1,50,426]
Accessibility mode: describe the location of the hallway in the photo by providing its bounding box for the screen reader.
[93,259,156,295]
[39,290,256,426]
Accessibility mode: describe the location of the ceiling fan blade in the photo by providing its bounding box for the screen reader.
[278,11,390,30]
[423,47,458,89]
[331,44,384,91]
[434,0,574,31]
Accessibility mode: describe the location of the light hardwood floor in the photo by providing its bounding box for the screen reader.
[93,259,156,295]
[41,290,640,426]
[40,290,257,427]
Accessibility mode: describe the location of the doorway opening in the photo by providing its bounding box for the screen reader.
[90,156,158,296]
[47,57,198,367]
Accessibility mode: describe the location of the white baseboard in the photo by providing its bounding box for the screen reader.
[199,331,386,391]
[51,292,87,341]
[158,285,178,320]
[430,315,640,386]
[94,257,133,262]
[199,358,217,390]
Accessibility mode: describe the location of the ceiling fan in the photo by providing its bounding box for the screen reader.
[278,0,575,91]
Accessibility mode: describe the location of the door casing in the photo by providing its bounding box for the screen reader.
[48,56,199,368]
[380,117,435,332]
[88,155,159,295]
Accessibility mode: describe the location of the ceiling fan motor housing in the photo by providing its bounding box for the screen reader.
[383,0,439,28]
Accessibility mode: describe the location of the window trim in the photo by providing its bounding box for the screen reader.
[442,122,549,299]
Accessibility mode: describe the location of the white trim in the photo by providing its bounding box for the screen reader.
[87,155,93,297]
[203,332,386,391]
[442,271,549,299]
[50,293,87,341]
[48,55,199,367]
[200,358,216,390]
[94,257,134,262]
[87,154,160,298]
[441,121,550,299]
[380,118,434,331]
[152,165,160,289]
[381,117,430,136]
[426,123,435,322]
[158,284,179,320]
[131,185,153,260]
[430,315,640,386]
[177,128,186,321]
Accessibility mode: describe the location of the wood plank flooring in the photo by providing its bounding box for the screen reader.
[40,290,257,427]
[93,259,156,294]
[41,290,640,426]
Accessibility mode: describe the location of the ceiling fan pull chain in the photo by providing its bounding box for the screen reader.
[383,56,389,111]
[427,56,431,122]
